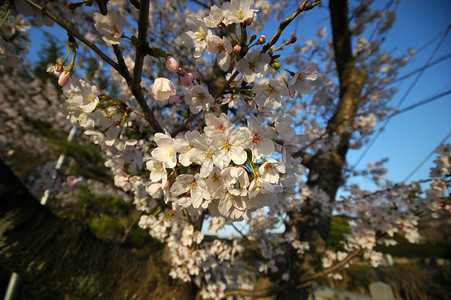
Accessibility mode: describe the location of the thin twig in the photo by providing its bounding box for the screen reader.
[132,0,150,89]
[25,0,163,132]
[298,248,362,284]
[262,0,321,53]
[23,0,119,71]
[230,223,249,242]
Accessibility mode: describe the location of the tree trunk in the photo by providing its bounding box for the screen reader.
[261,0,368,298]
[0,159,195,299]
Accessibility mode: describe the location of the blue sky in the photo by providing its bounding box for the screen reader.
[346,0,451,184]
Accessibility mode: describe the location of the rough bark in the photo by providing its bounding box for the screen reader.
[0,159,195,299]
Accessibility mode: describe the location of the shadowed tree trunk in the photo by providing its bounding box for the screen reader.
[0,158,195,299]
[254,0,368,298]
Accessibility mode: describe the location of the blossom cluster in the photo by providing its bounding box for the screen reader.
[145,112,307,220]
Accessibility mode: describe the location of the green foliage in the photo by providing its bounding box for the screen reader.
[326,216,351,250]
[443,266,451,282]
[59,183,153,249]
[43,126,112,181]
[376,239,451,260]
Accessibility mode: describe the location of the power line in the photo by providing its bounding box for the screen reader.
[404,131,451,182]
[416,24,451,54]
[349,88,451,176]
[350,25,450,172]
[390,53,451,85]
[387,88,451,119]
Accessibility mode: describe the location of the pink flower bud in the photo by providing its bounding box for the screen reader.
[58,70,73,87]
[246,99,255,108]
[165,55,180,72]
[289,35,297,44]
[180,75,193,87]
[233,45,241,54]
[244,17,253,26]
[169,95,181,104]
[257,35,266,45]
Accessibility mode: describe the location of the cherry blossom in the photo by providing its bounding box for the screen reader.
[93,9,124,45]
[236,49,271,83]
[151,77,177,101]
[184,85,214,114]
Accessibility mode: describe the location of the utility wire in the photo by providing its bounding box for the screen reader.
[390,53,451,85]
[416,24,451,54]
[386,88,451,119]
[404,131,451,182]
[350,25,450,172]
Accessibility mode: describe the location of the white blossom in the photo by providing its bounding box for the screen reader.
[151,77,176,101]
[93,10,124,45]
[185,86,214,114]
[236,49,271,83]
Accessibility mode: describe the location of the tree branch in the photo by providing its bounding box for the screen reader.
[128,0,164,132]
[96,0,133,83]
[298,248,362,284]
[132,0,150,88]
[23,0,119,72]
[24,0,163,132]
[98,0,163,132]
[262,0,321,53]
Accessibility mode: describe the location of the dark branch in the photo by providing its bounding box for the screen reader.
[23,0,119,71]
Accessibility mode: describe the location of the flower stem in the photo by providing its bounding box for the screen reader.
[0,7,10,30]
